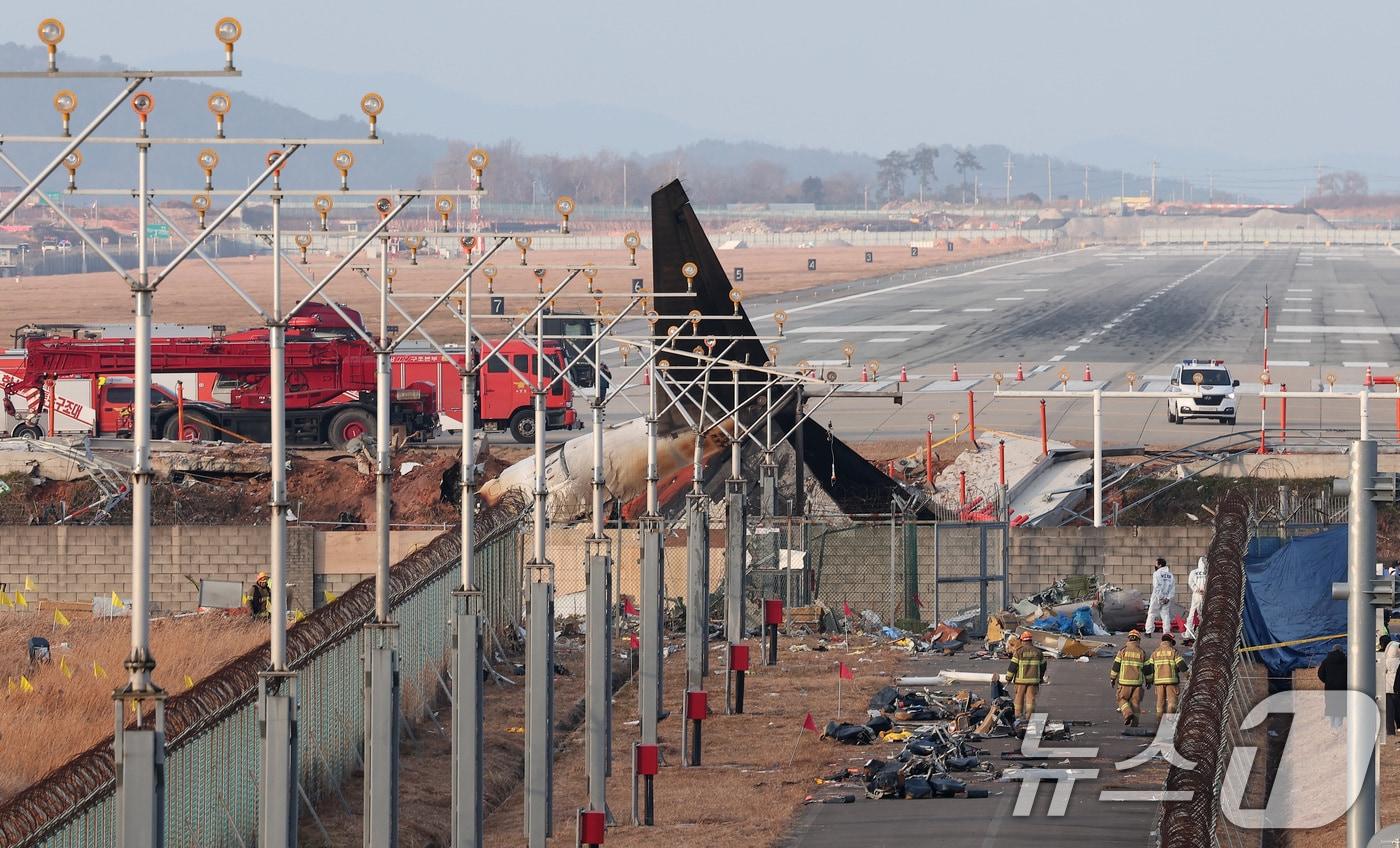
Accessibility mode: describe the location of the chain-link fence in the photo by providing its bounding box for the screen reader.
[2,515,524,848]
[789,515,1008,634]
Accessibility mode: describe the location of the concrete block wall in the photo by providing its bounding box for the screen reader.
[0,525,316,612]
[0,521,1222,618]
[1006,525,1217,600]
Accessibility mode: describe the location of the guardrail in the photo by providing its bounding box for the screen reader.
[0,510,525,848]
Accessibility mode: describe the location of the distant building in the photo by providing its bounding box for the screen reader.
[0,244,20,276]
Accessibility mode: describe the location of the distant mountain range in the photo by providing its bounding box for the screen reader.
[0,42,1167,207]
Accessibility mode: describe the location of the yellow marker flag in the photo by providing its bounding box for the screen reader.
[23,576,35,591]
[19,676,33,693]
[111,592,123,609]
[15,592,27,608]
[92,661,107,679]
[292,609,306,622]
[182,674,194,689]
[323,590,337,605]
[53,608,71,628]
[59,656,73,679]
[0,592,12,608]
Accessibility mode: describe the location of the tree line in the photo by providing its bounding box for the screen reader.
[420,140,989,211]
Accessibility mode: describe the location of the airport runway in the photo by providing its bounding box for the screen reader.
[607,244,1400,451]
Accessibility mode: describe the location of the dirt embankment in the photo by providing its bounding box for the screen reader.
[0,446,524,528]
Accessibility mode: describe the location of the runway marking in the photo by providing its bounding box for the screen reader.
[789,324,944,334]
[910,308,942,313]
[1344,361,1390,367]
[1341,339,1380,345]
[1078,338,1093,343]
[1049,354,1066,362]
[1285,297,1312,301]
[1335,308,1368,314]
[1278,325,1400,334]
[801,338,842,343]
[1282,308,1312,313]
[963,307,994,312]
[1288,288,1313,292]
[869,337,910,343]
[1268,360,1311,366]
[1275,338,1310,343]
[1064,345,1081,352]
[1024,288,1049,292]
[996,297,1024,301]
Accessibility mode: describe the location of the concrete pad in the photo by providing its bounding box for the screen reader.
[846,380,897,393]
[916,379,982,392]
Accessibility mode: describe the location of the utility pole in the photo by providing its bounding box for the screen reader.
[1083,165,1089,205]
[1004,156,1013,205]
[1046,157,1052,204]
[1150,160,1158,206]
[1209,171,1214,205]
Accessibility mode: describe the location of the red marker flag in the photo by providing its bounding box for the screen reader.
[838,661,854,681]
[628,633,640,650]
[843,600,855,618]
[622,595,639,616]
[802,712,818,733]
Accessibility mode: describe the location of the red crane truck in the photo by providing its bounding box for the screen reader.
[2,333,437,450]
[1,304,579,446]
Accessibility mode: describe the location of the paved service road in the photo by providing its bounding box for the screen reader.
[604,244,1400,448]
[781,637,1172,848]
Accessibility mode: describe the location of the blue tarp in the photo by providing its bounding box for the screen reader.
[1241,527,1348,676]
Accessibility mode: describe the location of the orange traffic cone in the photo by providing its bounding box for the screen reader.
[899,364,908,382]
[861,366,869,383]
[643,366,651,386]
[1083,363,1093,382]
[1366,365,1374,387]
[1015,362,1025,382]
[951,363,960,382]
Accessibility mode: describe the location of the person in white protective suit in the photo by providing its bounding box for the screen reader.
[1144,557,1176,636]
[1184,556,1207,640]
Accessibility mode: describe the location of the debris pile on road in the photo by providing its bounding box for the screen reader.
[812,683,1009,801]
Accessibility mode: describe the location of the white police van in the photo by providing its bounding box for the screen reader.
[1167,359,1240,425]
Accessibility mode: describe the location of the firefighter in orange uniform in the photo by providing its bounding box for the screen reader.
[1004,631,1048,720]
[1111,630,1148,726]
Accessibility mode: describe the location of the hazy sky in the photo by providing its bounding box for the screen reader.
[13,1,1400,192]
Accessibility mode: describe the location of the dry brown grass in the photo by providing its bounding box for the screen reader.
[0,612,265,802]
[1,241,1037,342]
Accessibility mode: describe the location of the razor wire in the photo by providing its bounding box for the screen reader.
[1158,491,1250,848]
[0,498,526,848]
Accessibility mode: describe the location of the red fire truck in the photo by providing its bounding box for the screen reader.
[1,305,579,445]
[393,340,580,443]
